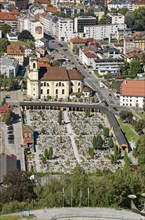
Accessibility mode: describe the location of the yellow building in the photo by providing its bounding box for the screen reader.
[134,0,145,10]
[27,55,84,99]
[7,44,25,65]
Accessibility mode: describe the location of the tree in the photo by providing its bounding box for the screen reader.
[108,137,114,148]
[1,170,36,203]
[118,7,129,15]
[0,38,9,54]
[133,7,145,31]
[0,24,11,37]
[124,150,131,168]
[49,146,53,159]
[52,11,66,17]
[129,57,143,78]
[18,30,35,42]
[51,60,59,66]
[89,147,94,159]
[119,110,133,122]
[93,135,103,150]
[134,119,145,134]
[58,110,63,125]
[3,109,12,124]
[99,14,107,24]
[103,127,109,138]
[85,108,90,118]
[125,11,135,28]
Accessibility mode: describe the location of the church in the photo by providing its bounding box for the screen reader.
[27,55,85,99]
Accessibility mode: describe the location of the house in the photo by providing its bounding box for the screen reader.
[27,55,84,99]
[69,36,88,51]
[120,80,145,108]
[0,153,17,183]
[108,0,134,11]
[38,57,50,68]
[0,56,19,77]
[81,48,97,66]
[7,44,25,65]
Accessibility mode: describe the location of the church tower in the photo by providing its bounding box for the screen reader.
[27,54,39,99]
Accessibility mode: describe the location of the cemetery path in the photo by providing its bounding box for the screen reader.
[63,111,81,164]
[26,110,31,126]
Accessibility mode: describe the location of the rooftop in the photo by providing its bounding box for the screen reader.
[121,80,145,97]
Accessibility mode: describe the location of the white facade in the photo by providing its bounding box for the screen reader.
[6,33,18,41]
[107,13,125,24]
[84,24,126,40]
[40,14,52,34]
[108,0,134,11]
[56,18,74,42]
[0,56,19,77]
[120,96,145,108]
[29,19,44,40]
[35,39,45,48]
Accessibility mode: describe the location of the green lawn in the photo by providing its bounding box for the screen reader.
[0,216,21,220]
[136,112,145,120]
[10,41,34,47]
[118,119,139,142]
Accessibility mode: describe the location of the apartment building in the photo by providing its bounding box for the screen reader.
[56,18,74,42]
[106,13,125,24]
[84,23,126,40]
[120,80,145,108]
[124,33,145,54]
[74,16,97,33]
[0,12,18,32]
[40,13,52,34]
[108,0,134,11]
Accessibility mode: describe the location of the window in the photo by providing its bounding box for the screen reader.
[62,89,64,94]
[47,89,49,94]
[41,89,43,94]
[56,89,58,94]
[78,82,80,86]
[59,82,61,86]
[78,88,80,92]
[41,83,43,86]
[33,62,36,69]
[47,83,49,86]
[44,82,46,86]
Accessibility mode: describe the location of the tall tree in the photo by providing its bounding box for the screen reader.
[1,171,36,202]
[129,57,143,78]
[18,30,35,41]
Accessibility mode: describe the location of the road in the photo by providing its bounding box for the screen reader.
[63,111,81,164]
[19,207,142,220]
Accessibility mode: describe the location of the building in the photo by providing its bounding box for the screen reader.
[74,16,97,33]
[27,55,84,99]
[40,13,52,34]
[108,0,134,11]
[120,80,145,108]
[106,13,125,24]
[134,0,145,10]
[7,44,25,65]
[0,153,17,183]
[56,18,74,42]
[29,17,44,40]
[6,32,18,41]
[124,33,145,54]
[0,56,19,77]
[23,125,34,148]
[84,23,126,40]
[0,12,18,32]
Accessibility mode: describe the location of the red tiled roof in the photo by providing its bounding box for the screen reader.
[83,48,97,58]
[70,36,87,44]
[0,104,11,113]
[38,57,50,62]
[135,0,145,5]
[34,13,42,19]
[0,12,17,21]
[10,9,20,15]
[121,80,145,97]
[46,6,58,12]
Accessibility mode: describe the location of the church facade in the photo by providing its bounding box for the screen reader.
[27,55,84,99]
